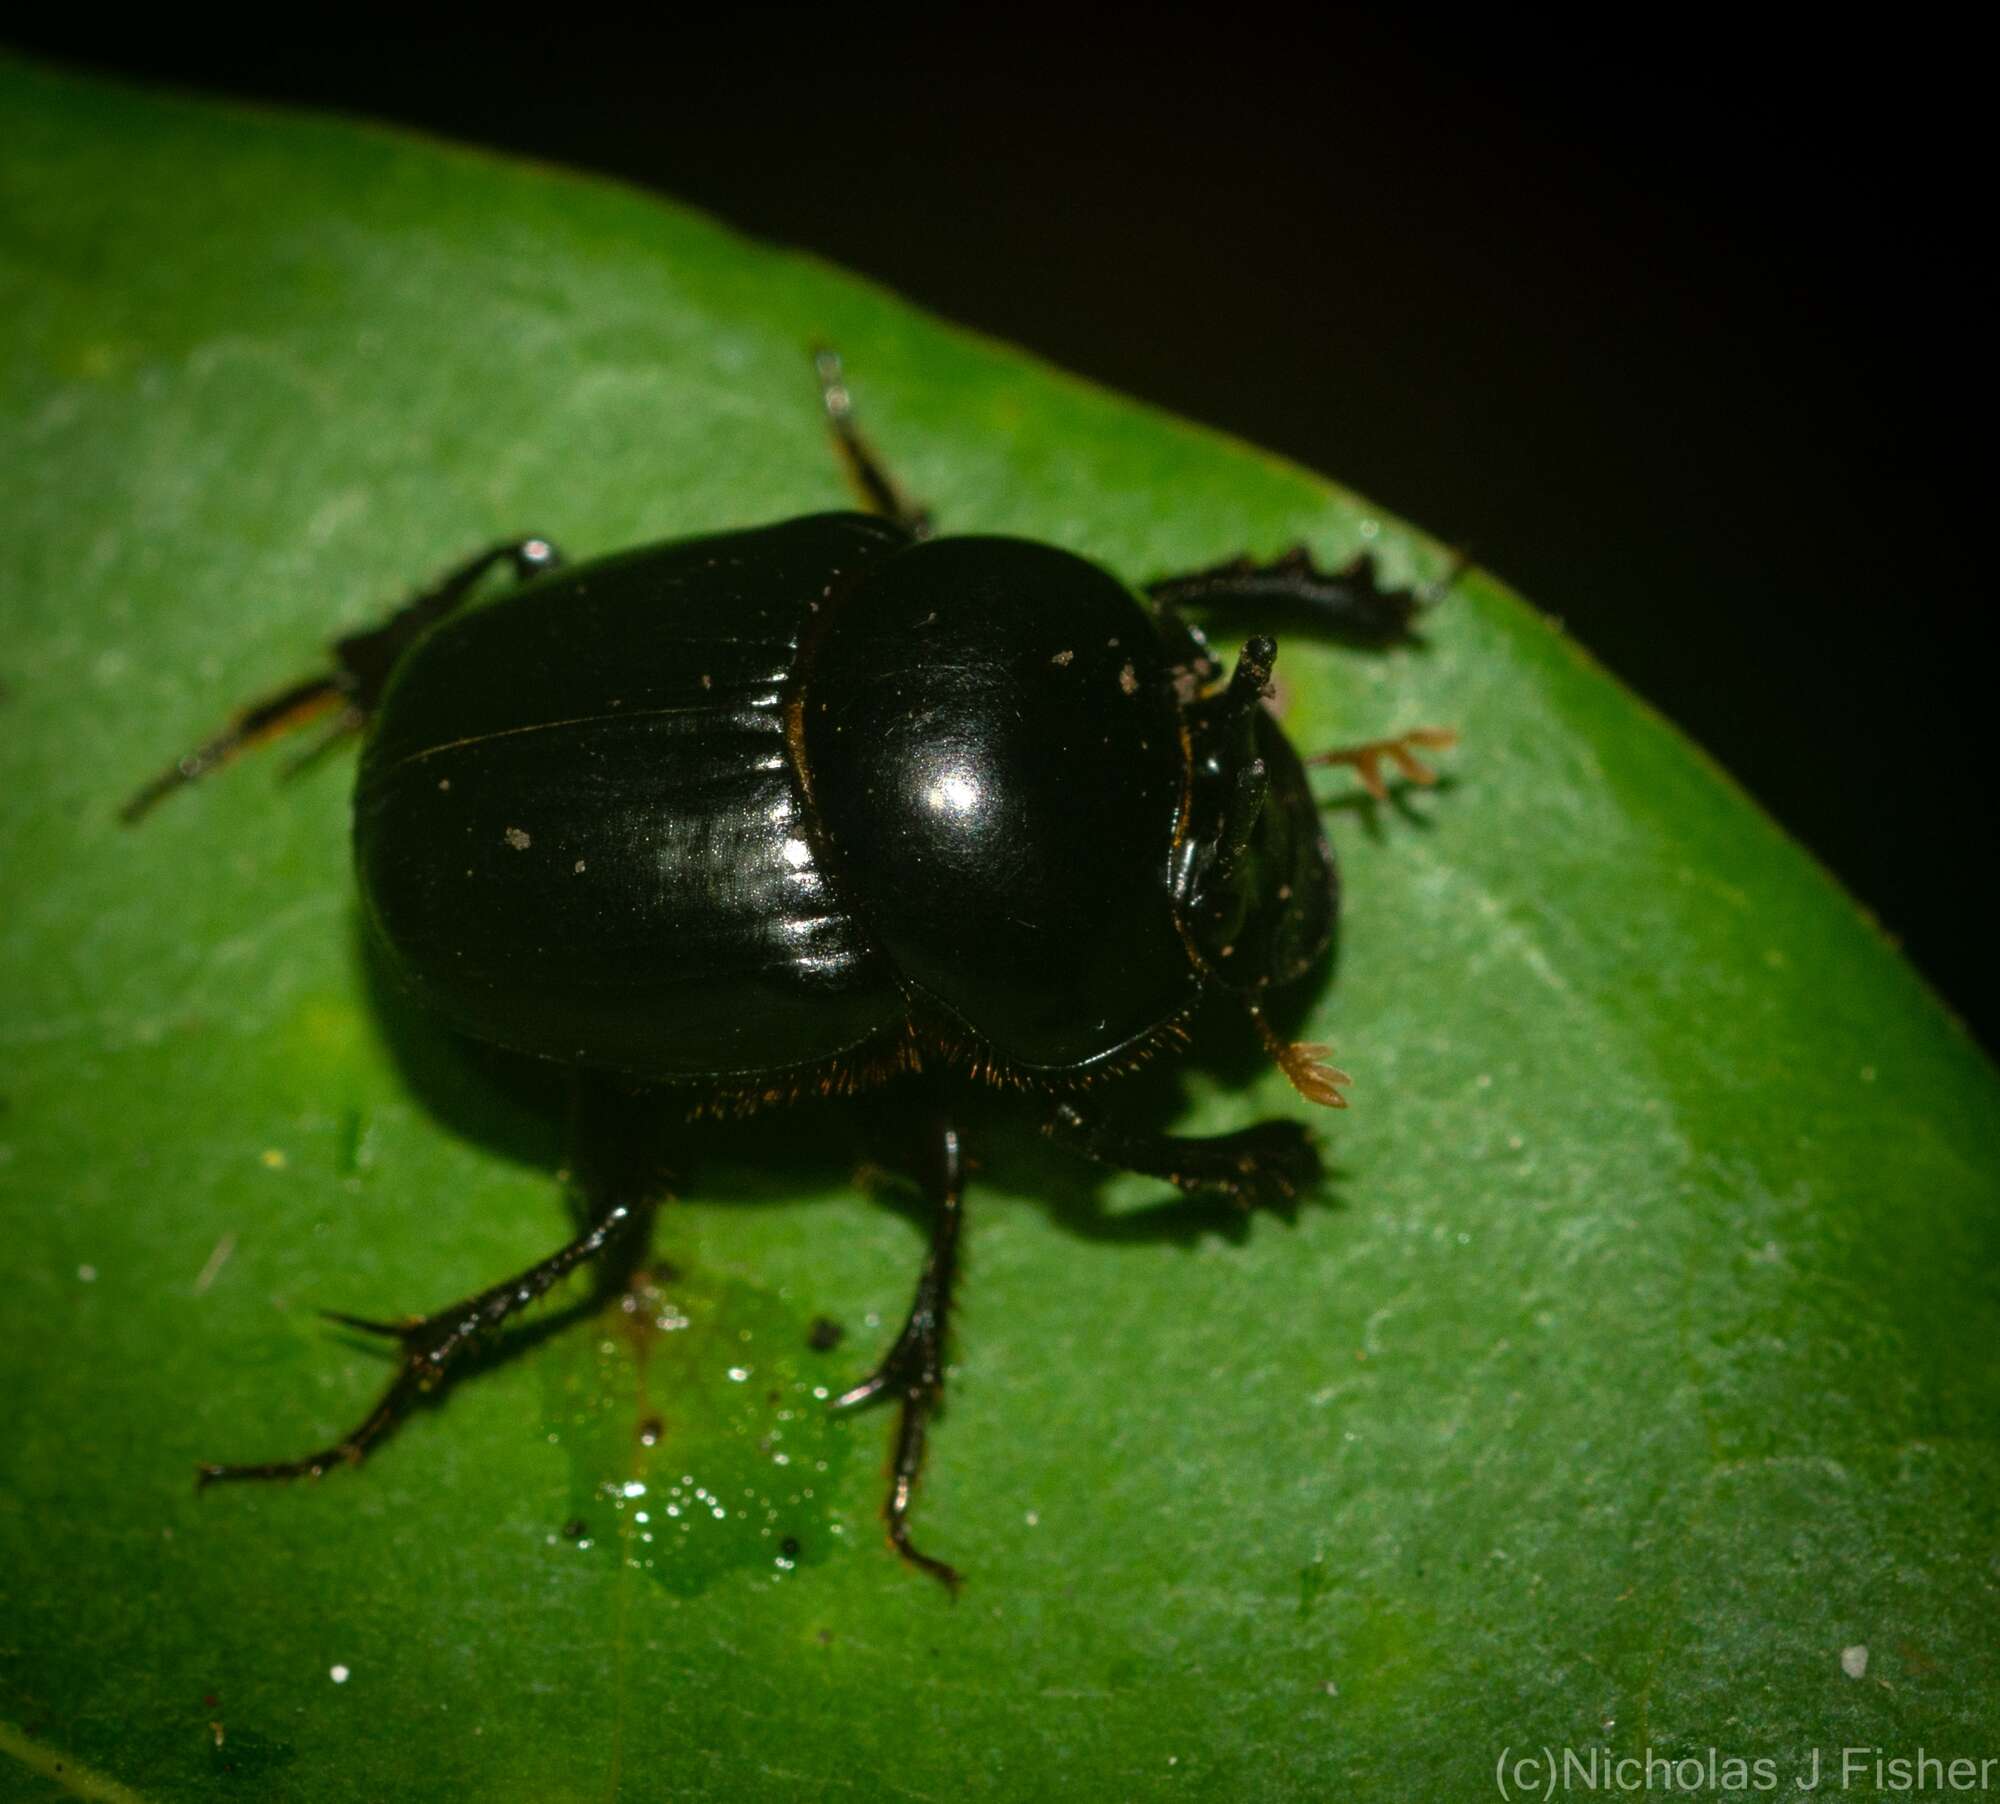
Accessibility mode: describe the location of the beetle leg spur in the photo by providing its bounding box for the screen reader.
[120,535,563,822]
[833,1113,966,1592]
[1045,1099,1321,1213]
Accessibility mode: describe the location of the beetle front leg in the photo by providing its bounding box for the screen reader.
[121,535,563,821]
[1046,1099,1320,1212]
[833,1114,965,1592]
[1305,726,1459,800]
[1145,544,1454,649]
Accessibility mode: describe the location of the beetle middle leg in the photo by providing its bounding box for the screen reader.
[121,535,563,821]
[833,1110,965,1592]
[1045,1098,1321,1212]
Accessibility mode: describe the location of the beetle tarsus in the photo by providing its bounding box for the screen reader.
[813,345,934,539]
[195,1390,404,1489]
[120,676,349,823]
[886,1401,963,1595]
[835,1323,964,1595]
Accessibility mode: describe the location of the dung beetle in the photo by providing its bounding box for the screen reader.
[126,353,1454,1589]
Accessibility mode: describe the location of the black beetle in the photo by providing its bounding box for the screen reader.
[126,353,1453,1589]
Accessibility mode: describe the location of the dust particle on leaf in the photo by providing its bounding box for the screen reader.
[807,1316,844,1352]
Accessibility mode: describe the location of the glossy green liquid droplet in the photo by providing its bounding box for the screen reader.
[542,1261,858,1597]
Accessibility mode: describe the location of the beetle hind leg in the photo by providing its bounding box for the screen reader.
[197,1190,648,1490]
[119,674,353,824]
[832,1114,965,1593]
[121,535,563,822]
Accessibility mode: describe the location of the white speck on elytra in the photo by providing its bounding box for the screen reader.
[1118,661,1138,695]
[574,860,587,874]
[1051,649,1074,667]
[504,827,531,851]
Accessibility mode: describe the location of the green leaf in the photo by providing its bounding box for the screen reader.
[4,59,1996,1803]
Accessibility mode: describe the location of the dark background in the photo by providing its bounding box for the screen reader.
[13,20,1991,1053]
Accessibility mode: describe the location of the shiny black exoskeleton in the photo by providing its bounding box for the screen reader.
[127,355,1453,1589]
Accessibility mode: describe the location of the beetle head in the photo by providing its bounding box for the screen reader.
[1173,637,1338,996]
